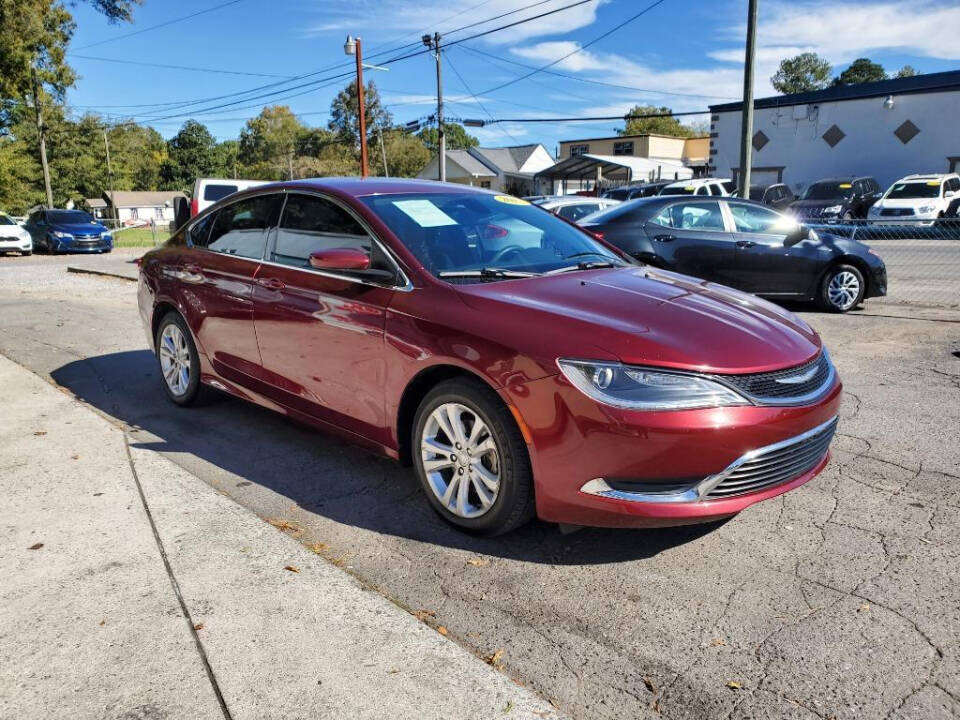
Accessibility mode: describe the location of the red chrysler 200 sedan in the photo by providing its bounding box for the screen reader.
[138,178,841,535]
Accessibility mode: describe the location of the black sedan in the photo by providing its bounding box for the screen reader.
[581,196,887,312]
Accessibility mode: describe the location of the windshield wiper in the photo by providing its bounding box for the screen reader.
[437,267,541,280]
[547,260,622,275]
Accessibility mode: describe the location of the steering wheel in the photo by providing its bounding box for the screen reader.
[487,245,524,265]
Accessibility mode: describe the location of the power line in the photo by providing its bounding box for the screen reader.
[70,54,295,79]
[73,0,247,50]
[459,43,738,100]
[444,51,522,144]
[473,109,709,124]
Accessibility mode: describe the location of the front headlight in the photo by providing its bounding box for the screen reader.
[917,205,935,213]
[823,205,842,214]
[53,231,72,238]
[557,359,751,411]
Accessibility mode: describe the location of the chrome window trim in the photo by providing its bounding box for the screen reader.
[579,415,838,504]
[183,187,414,292]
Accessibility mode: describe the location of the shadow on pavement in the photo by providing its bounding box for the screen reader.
[51,349,721,565]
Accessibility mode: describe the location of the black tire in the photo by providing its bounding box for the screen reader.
[22,251,32,256]
[817,263,865,313]
[412,377,535,535]
[154,311,211,407]
[842,211,854,221]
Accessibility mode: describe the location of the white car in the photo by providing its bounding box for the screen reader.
[868,173,960,223]
[190,177,268,217]
[658,178,736,197]
[0,213,33,256]
[532,196,622,222]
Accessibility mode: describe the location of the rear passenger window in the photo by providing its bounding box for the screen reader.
[271,193,382,270]
[653,201,726,231]
[203,184,239,202]
[206,195,280,259]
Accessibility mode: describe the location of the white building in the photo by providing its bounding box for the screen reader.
[84,191,186,225]
[709,70,960,192]
[417,144,555,195]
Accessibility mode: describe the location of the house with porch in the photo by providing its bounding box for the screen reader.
[417,144,555,195]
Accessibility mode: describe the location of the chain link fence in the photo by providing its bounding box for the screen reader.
[99,218,173,248]
[806,219,960,309]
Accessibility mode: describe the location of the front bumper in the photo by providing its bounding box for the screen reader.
[51,234,113,253]
[0,236,32,252]
[504,373,842,528]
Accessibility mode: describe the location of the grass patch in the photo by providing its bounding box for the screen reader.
[112,226,170,247]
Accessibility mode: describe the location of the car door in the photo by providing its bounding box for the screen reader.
[251,192,399,443]
[25,211,47,248]
[644,200,739,285]
[181,193,282,382]
[723,200,822,296]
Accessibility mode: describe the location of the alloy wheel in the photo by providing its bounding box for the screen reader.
[420,402,501,519]
[158,323,191,396]
[827,270,861,310]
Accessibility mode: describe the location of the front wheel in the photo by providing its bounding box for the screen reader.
[818,264,865,313]
[154,312,209,406]
[412,378,534,535]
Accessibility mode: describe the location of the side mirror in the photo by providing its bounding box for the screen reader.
[309,247,371,271]
[783,224,809,247]
[946,190,957,199]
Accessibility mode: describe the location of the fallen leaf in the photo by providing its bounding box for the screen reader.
[239,547,249,553]
[194,623,204,631]
[267,517,304,536]
[307,542,328,554]
[643,677,656,693]
[504,700,514,714]
[387,668,399,674]
[414,609,436,622]
[71,454,80,460]
[28,543,44,550]
[711,638,726,647]
[466,557,490,567]
[437,626,449,636]
[33,431,47,436]
[99,619,106,626]
[284,565,300,573]
[483,648,505,669]
[859,603,870,612]
[918,538,931,544]
[726,681,742,690]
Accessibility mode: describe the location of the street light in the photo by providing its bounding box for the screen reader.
[344,35,368,178]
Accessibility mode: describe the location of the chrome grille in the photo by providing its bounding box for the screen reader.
[716,352,833,403]
[701,417,838,499]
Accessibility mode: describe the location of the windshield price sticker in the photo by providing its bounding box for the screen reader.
[392,199,457,227]
[494,195,529,205]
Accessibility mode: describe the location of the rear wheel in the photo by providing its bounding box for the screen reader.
[412,378,534,535]
[154,312,210,406]
[818,264,865,313]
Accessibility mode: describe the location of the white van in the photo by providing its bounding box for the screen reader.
[190,178,268,217]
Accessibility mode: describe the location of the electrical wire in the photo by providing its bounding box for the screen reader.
[70,54,295,79]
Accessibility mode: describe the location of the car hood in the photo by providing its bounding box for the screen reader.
[454,267,821,375]
[52,222,108,235]
[789,199,848,210]
[873,197,936,209]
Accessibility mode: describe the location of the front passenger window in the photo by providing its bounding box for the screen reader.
[206,195,280,259]
[729,203,795,234]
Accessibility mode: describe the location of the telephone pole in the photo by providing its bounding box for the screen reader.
[343,35,369,178]
[423,33,445,182]
[103,129,117,225]
[31,68,54,208]
[737,0,759,198]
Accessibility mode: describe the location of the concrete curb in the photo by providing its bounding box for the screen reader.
[0,355,561,720]
[66,265,137,282]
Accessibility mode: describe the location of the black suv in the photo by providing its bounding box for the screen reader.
[749,183,795,211]
[788,177,883,222]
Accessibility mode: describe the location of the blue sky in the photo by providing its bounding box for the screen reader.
[66,0,960,154]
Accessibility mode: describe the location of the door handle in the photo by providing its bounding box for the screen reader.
[735,240,757,249]
[652,234,676,242]
[257,277,285,291]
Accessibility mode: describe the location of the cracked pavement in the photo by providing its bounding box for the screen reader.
[1,252,958,719]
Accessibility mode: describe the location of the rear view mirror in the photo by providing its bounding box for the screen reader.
[309,247,371,271]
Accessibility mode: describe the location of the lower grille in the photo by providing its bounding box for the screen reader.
[880,208,914,217]
[702,417,838,499]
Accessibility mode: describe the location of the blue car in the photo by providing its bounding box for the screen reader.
[25,209,113,253]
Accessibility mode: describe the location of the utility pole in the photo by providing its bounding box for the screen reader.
[31,68,54,208]
[423,33,445,182]
[103,129,117,225]
[343,36,369,177]
[737,0,759,198]
[378,127,389,176]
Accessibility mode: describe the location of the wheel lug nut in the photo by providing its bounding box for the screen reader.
[455,443,462,449]
[457,468,464,475]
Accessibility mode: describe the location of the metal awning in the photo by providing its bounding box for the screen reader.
[534,153,693,183]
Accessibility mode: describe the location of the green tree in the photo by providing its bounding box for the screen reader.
[162,120,218,190]
[238,105,305,180]
[771,53,833,94]
[329,80,392,149]
[417,123,479,152]
[895,65,917,79]
[375,129,430,177]
[833,58,887,86]
[620,105,696,138]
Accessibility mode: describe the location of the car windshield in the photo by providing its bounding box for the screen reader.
[659,184,698,196]
[0,214,15,225]
[749,187,765,201]
[885,182,941,199]
[802,182,852,200]
[359,192,626,282]
[47,210,96,224]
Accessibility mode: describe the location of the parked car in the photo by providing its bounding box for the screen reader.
[749,183,795,211]
[602,182,671,201]
[190,177,267,217]
[140,178,842,535]
[867,173,960,223]
[0,212,33,256]
[24,209,112,253]
[581,196,886,313]
[788,177,882,221]
[532,196,621,222]
[659,178,735,197]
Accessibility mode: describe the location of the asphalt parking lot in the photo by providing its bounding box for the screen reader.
[1,251,958,719]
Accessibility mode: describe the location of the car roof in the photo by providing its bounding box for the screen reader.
[268,177,498,199]
[539,195,609,205]
[663,178,731,188]
[897,173,955,181]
